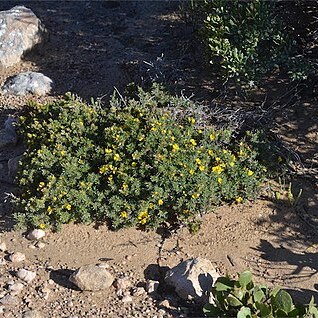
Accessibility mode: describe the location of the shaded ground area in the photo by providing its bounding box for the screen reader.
[0,1,317,317]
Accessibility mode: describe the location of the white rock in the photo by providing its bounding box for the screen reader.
[16,268,36,283]
[27,229,45,240]
[0,242,7,252]
[0,6,46,67]
[146,280,159,294]
[69,264,114,291]
[8,282,24,295]
[9,252,26,263]
[164,257,220,302]
[2,72,53,96]
[121,295,133,303]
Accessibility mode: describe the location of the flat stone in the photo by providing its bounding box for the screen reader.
[0,294,19,305]
[9,252,26,263]
[69,264,114,291]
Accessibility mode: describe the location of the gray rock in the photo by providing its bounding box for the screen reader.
[0,6,46,67]
[2,72,53,96]
[69,264,114,291]
[164,257,220,302]
[16,268,36,283]
[0,294,19,305]
[0,129,17,148]
[27,229,45,241]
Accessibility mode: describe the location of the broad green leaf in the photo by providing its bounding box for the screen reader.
[237,306,252,318]
[270,286,281,297]
[255,302,272,317]
[227,294,243,307]
[273,290,293,313]
[239,271,252,288]
[253,287,265,303]
[215,277,235,292]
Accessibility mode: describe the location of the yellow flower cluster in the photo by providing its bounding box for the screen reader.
[138,211,149,225]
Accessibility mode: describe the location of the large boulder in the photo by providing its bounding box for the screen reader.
[69,264,114,291]
[2,72,53,96]
[0,6,46,68]
[165,257,220,302]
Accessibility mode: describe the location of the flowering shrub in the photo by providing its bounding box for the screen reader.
[14,86,267,230]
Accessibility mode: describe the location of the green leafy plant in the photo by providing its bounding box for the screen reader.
[188,0,312,85]
[204,270,318,318]
[14,85,268,231]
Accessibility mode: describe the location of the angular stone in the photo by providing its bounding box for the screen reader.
[27,229,45,241]
[165,257,220,302]
[8,282,24,295]
[0,242,7,252]
[22,310,43,318]
[69,264,114,291]
[146,279,159,294]
[16,268,36,283]
[9,252,26,263]
[0,6,46,67]
[2,72,53,96]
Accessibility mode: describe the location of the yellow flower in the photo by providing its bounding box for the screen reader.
[217,177,223,184]
[113,153,121,161]
[78,159,84,164]
[122,183,128,191]
[158,199,164,206]
[172,144,179,152]
[138,211,149,225]
[192,193,200,199]
[188,117,196,124]
[189,139,197,146]
[208,149,214,156]
[171,136,175,141]
[210,133,216,141]
[189,169,195,175]
[215,157,221,162]
[65,204,72,211]
[39,223,46,229]
[105,148,112,154]
[212,165,224,174]
[195,158,202,165]
[153,191,159,196]
[131,161,137,167]
[99,165,108,174]
[199,165,205,171]
[229,162,235,167]
[247,169,254,176]
[121,211,128,219]
[60,150,66,156]
[108,175,113,182]
[236,197,243,204]
[39,182,45,188]
[198,129,203,134]
[47,206,53,214]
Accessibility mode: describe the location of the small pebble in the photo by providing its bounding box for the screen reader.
[122,295,133,303]
[16,268,36,283]
[36,242,46,249]
[8,282,24,294]
[146,280,159,294]
[0,242,7,252]
[9,252,26,263]
[27,229,46,241]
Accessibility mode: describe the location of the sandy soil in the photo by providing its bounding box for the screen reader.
[0,1,317,317]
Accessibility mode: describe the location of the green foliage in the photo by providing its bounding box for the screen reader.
[189,0,312,84]
[203,270,318,318]
[14,85,268,230]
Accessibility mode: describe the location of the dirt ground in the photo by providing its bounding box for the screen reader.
[0,1,317,317]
